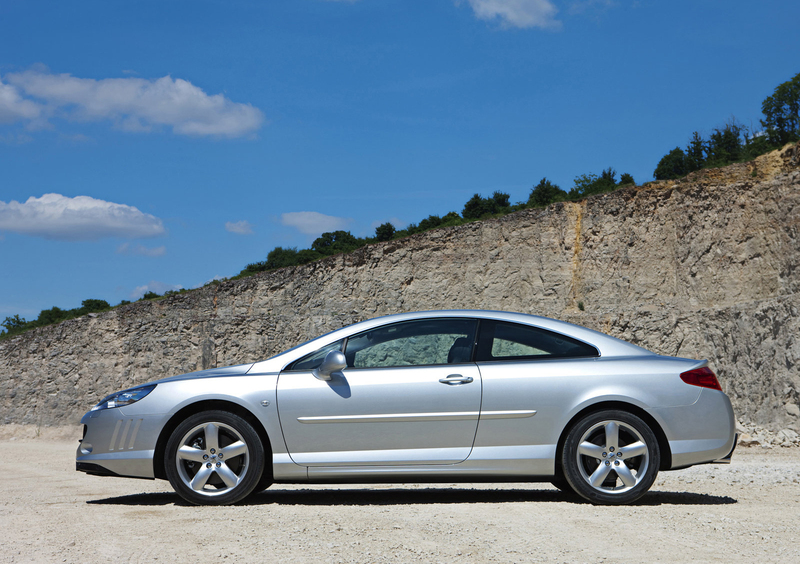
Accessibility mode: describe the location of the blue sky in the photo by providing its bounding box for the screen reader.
[1,0,798,321]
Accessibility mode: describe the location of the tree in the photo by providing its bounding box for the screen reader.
[462,194,490,219]
[295,249,323,264]
[761,71,800,146]
[1,314,27,335]
[705,121,744,167]
[568,168,618,199]
[80,299,110,313]
[462,191,511,219]
[311,231,363,256]
[527,177,566,207]
[440,211,461,226]
[375,222,396,241]
[596,168,618,192]
[417,215,443,231]
[653,147,688,180]
[266,246,301,269]
[618,173,635,186]
[37,306,66,325]
[686,131,706,172]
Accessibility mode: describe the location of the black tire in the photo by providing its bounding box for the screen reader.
[165,410,264,505]
[562,409,660,505]
[550,474,576,495]
[252,468,274,496]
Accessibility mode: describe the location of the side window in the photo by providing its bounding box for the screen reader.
[476,321,598,361]
[285,340,344,371]
[344,319,477,369]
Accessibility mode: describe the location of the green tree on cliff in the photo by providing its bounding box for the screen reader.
[761,71,800,146]
[375,222,396,241]
[462,191,511,219]
[527,177,566,207]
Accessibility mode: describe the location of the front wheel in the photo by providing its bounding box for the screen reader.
[165,410,265,505]
[562,410,660,505]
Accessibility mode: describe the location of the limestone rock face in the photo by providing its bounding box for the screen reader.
[2,144,799,430]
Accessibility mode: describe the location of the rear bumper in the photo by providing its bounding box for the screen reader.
[712,433,738,464]
[649,388,736,469]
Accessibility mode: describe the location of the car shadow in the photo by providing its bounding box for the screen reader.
[87,487,737,507]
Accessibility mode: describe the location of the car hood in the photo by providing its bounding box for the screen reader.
[149,363,255,385]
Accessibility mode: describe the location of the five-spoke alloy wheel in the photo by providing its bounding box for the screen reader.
[562,409,660,504]
[165,410,264,505]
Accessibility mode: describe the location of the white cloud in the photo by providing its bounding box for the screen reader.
[568,0,615,15]
[0,193,166,241]
[225,220,254,235]
[281,211,352,235]
[117,242,167,257]
[460,0,561,29]
[130,280,183,300]
[3,69,264,138]
[0,132,34,145]
[0,79,43,123]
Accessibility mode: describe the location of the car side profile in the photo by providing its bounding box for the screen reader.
[77,310,736,505]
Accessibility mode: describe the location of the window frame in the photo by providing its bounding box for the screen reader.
[475,320,599,362]
[283,338,347,372]
[342,318,479,370]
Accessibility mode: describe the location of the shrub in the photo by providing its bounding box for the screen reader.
[568,168,619,199]
[761,71,800,146]
[80,299,110,314]
[462,191,511,219]
[1,314,27,335]
[527,177,566,207]
[705,122,745,167]
[618,173,635,186]
[375,222,396,241]
[311,231,364,256]
[654,147,689,180]
[417,215,443,231]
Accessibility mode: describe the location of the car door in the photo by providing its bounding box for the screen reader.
[277,318,481,466]
[471,319,601,450]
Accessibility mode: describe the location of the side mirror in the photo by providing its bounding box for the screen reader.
[313,350,347,381]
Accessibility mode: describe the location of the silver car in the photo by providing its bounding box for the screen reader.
[77,310,736,505]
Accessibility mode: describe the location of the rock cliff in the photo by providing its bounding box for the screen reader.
[2,144,799,436]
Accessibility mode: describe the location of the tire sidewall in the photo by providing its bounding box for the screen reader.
[165,410,264,505]
[562,409,660,505]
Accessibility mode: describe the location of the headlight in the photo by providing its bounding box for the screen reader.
[91,384,156,411]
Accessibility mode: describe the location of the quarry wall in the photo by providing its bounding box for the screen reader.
[2,144,799,435]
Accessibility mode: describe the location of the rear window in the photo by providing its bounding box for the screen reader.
[476,321,598,361]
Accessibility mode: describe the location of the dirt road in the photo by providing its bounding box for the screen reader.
[2,429,798,563]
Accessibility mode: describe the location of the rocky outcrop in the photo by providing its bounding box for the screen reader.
[2,144,799,433]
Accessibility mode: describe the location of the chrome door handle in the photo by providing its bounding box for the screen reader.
[439,375,474,385]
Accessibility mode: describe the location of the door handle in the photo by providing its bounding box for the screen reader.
[439,375,474,385]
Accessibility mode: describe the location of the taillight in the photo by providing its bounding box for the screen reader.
[680,367,722,391]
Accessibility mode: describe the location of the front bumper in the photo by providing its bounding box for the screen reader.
[76,408,162,479]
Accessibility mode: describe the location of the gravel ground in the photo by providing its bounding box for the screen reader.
[2,428,799,564]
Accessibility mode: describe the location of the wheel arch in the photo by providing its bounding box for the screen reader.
[554,401,672,477]
[153,399,273,480]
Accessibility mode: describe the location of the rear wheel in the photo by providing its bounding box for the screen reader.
[165,410,264,505]
[562,410,660,505]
